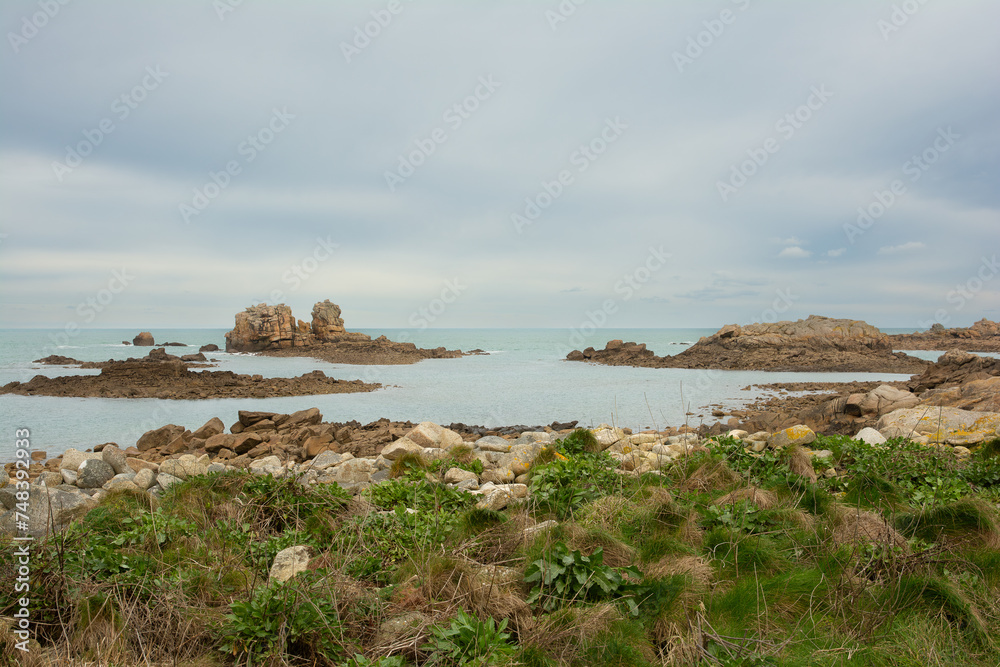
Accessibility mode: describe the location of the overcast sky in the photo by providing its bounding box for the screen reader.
[1,1,997,331]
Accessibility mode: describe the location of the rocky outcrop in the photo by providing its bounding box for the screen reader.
[133,332,155,346]
[568,316,930,373]
[890,319,1000,352]
[877,407,1000,446]
[225,299,466,364]
[907,349,1000,392]
[1,357,379,399]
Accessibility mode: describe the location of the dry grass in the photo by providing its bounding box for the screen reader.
[713,486,779,510]
[679,460,740,493]
[831,507,909,551]
[645,555,714,590]
[528,603,622,664]
[562,523,638,569]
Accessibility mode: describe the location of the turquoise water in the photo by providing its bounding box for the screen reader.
[0,327,968,461]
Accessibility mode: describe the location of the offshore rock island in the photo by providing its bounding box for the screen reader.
[888,318,1000,353]
[2,348,379,399]
[226,299,470,364]
[567,315,930,373]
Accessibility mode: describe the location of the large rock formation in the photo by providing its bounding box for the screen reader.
[567,316,929,373]
[225,300,465,364]
[890,319,1000,352]
[225,304,312,352]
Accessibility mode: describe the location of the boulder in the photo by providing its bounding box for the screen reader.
[249,456,285,476]
[381,437,424,461]
[134,468,156,490]
[38,471,63,487]
[269,545,312,583]
[192,417,225,440]
[497,443,544,476]
[444,467,479,485]
[474,436,511,453]
[159,457,207,480]
[104,478,141,493]
[205,433,237,453]
[283,407,322,430]
[311,450,351,470]
[126,457,158,473]
[101,444,129,475]
[332,459,374,485]
[919,376,1000,414]
[593,427,627,449]
[136,424,187,452]
[876,407,1000,445]
[133,331,155,346]
[854,427,887,445]
[60,448,102,471]
[857,385,919,416]
[156,472,182,491]
[768,425,817,449]
[404,422,464,449]
[0,486,96,538]
[77,459,116,488]
[199,344,220,352]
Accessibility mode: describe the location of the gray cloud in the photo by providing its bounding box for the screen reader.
[1,1,997,329]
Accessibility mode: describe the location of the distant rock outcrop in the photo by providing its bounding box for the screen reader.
[133,331,155,346]
[890,318,1000,352]
[567,316,930,373]
[224,300,467,364]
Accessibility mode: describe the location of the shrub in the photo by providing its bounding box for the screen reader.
[557,428,601,456]
[218,574,345,664]
[525,542,641,613]
[421,608,514,666]
[530,454,620,519]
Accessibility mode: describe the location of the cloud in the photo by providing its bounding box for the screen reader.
[560,287,585,293]
[826,248,846,257]
[772,237,805,246]
[877,241,926,255]
[778,247,812,259]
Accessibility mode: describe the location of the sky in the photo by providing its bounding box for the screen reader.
[1,0,998,331]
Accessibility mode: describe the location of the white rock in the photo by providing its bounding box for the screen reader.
[474,436,511,453]
[854,427,887,446]
[727,429,749,440]
[133,468,156,490]
[404,422,464,449]
[249,456,285,476]
[269,545,312,583]
[60,448,102,472]
[311,450,348,470]
[381,437,424,461]
[444,467,479,485]
[155,472,182,491]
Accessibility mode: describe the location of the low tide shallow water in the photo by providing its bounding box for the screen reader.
[0,327,980,461]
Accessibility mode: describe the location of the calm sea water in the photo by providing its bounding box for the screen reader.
[0,327,975,461]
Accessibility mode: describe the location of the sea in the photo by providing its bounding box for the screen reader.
[0,327,984,462]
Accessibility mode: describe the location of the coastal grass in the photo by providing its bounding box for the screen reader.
[4,435,1000,665]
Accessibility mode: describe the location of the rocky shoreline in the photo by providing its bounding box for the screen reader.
[2,348,379,399]
[567,315,930,373]
[889,318,1000,352]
